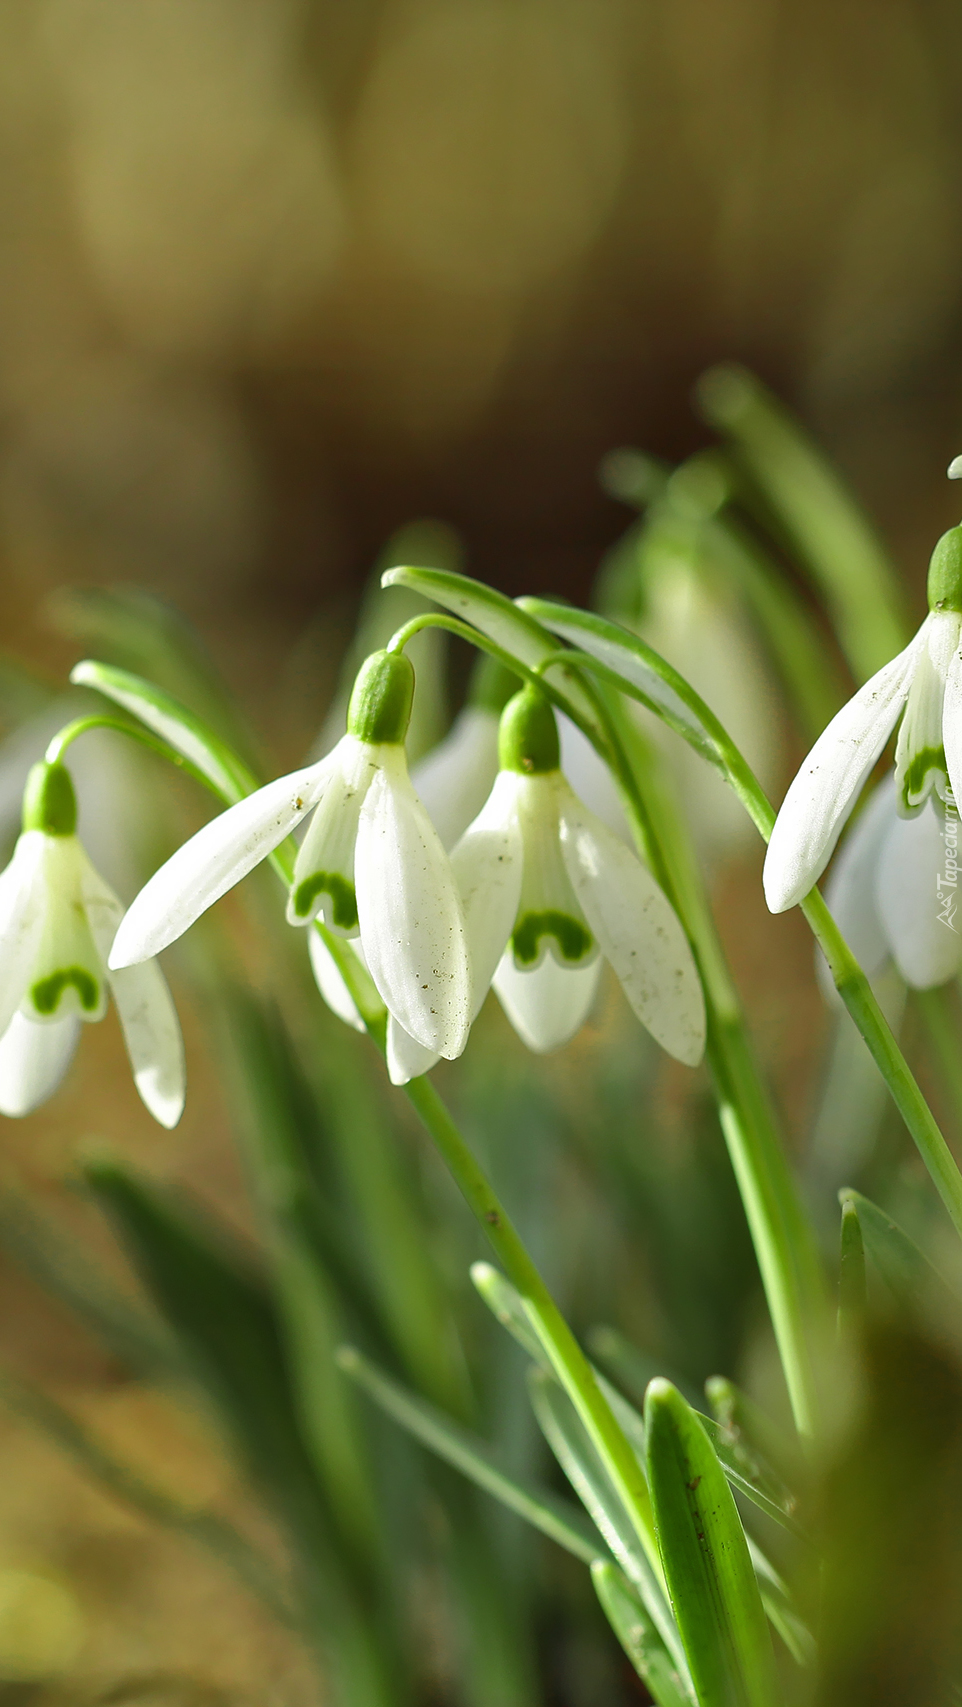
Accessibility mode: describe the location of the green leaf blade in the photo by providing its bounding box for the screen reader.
[644,1379,777,1707]
[591,1560,696,1707]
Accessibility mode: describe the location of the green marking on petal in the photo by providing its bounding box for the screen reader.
[31,967,100,1015]
[900,745,947,809]
[292,870,358,929]
[512,910,593,967]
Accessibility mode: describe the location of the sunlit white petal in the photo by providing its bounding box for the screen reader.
[386,1014,440,1085]
[355,748,471,1057]
[307,929,366,1032]
[763,634,923,912]
[412,707,501,850]
[109,762,330,967]
[0,1013,80,1117]
[559,795,706,1065]
[288,737,377,931]
[0,833,46,1037]
[876,798,962,989]
[108,959,186,1127]
[450,772,523,1007]
[492,952,601,1052]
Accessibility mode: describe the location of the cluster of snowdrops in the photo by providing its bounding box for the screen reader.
[3,510,962,1128]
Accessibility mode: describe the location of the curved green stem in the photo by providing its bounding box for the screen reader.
[44,714,222,801]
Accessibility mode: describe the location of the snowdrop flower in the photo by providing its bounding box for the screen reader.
[765,524,962,913]
[820,773,962,994]
[0,759,184,1123]
[109,650,472,1062]
[391,685,705,1079]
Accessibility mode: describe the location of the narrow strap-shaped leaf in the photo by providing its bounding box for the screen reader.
[645,1379,778,1707]
[839,1188,960,1312]
[591,1560,696,1707]
[838,1196,867,1334]
[470,1261,551,1369]
[703,1377,803,1493]
[527,1367,689,1683]
[746,1540,815,1668]
[380,564,602,731]
[337,1345,603,1564]
[597,1369,803,1540]
[482,1270,801,1536]
[517,597,727,770]
[70,659,256,803]
[51,586,265,773]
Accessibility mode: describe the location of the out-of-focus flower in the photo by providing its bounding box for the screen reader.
[633,527,782,864]
[110,651,471,1063]
[0,760,184,1123]
[411,655,517,849]
[765,524,962,913]
[820,774,962,993]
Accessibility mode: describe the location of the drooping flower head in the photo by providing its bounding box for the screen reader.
[764,521,962,913]
[444,683,705,1066]
[0,759,184,1123]
[109,650,472,1063]
[411,655,517,850]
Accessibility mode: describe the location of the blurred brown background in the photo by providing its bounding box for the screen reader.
[5,0,962,641]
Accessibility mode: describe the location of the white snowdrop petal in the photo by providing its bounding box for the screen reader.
[355,750,471,1057]
[817,777,894,1005]
[493,951,601,1052]
[22,838,107,1024]
[450,772,523,1013]
[875,799,962,989]
[763,634,924,913]
[0,1013,80,1117]
[288,737,377,931]
[0,834,46,1037]
[893,612,960,812]
[412,707,501,850]
[109,762,330,967]
[941,643,962,811]
[307,929,366,1033]
[108,959,186,1128]
[559,800,706,1066]
[386,1014,440,1085]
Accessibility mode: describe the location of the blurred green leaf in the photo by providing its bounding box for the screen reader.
[338,1345,603,1566]
[0,1362,300,1631]
[471,1261,551,1370]
[694,365,907,681]
[49,585,264,773]
[838,1198,867,1335]
[591,1559,696,1707]
[0,1182,184,1383]
[839,1189,960,1314]
[644,1379,777,1707]
[527,1366,689,1683]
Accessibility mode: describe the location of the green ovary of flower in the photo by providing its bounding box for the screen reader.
[30,967,101,1015]
[511,910,594,967]
[292,870,359,930]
